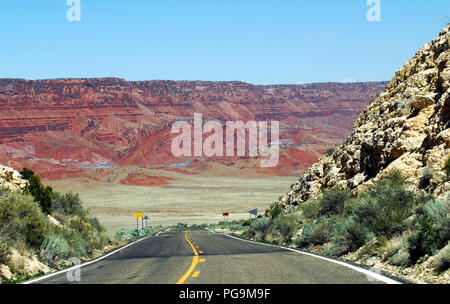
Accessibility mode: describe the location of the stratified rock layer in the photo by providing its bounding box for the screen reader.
[0,78,386,177]
[280,26,450,207]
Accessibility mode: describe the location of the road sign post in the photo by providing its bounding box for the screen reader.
[135,212,145,230]
[222,212,229,222]
[249,208,258,220]
[143,216,149,228]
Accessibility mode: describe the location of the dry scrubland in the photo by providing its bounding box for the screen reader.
[46,169,297,231]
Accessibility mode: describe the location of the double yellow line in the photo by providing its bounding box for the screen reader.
[176,230,200,284]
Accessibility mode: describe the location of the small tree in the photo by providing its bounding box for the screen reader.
[20,168,53,214]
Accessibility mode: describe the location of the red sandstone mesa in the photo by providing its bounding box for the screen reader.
[0,78,387,180]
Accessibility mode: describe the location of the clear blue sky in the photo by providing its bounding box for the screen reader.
[0,0,448,84]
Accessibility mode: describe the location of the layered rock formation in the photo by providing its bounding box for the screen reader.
[279,25,450,207]
[0,78,386,178]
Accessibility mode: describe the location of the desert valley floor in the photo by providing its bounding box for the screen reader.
[45,167,297,231]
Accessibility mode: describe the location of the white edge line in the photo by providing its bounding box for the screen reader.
[222,233,401,285]
[22,235,153,284]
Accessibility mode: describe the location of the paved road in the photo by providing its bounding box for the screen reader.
[33,228,394,284]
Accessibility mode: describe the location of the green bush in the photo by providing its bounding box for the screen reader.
[89,217,106,233]
[309,217,337,245]
[40,234,71,266]
[250,217,270,230]
[408,213,445,263]
[229,225,248,232]
[51,192,85,216]
[390,249,411,267]
[326,218,374,256]
[350,171,415,236]
[0,191,50,249]
[244,217,271,239]
[423,198,449,228]
[269,203,283,219]
[319,187,351,216]
[295,222,315,248]
[20,168,53,214]
[268,213,302,243]
[301,200,320,219]
[0,237,11,264]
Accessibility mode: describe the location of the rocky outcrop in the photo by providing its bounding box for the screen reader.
[279,25,450,207]
[0,165,27,191]
[0,78,386,177]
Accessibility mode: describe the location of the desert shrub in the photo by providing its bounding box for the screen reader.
[20,206,51,249]
[269,203,283,219]
[250,217,271,230]
[356,237,387,259]
[326,218,374,256]
[51,192,85,216]
[244,217,271,239]
[20,168,53,214]
[444,155,450,178]
[309,217,337,245]
[408,214,439,263]
[241,220,251,227]
[0,237,11,264]
[301,200,320,219]
[115,227,158,240]
[423,198,449,228]
[0,191,50,249]
[433,242,450,272]
[0,187,8,198]
[350,171,415,236]
[295,222,315,248]
[268,212,302,243]
[89,217,106,233]
[68,216,96,242]
[319,187,351,216]
[229,225,249,232]
[390,248,411,267]
[385,234,409,260]
[323,148,335,156]
[40,234,71,266]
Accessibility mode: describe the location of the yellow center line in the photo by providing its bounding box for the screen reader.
[192,271,200,278]
[176,230,199,284]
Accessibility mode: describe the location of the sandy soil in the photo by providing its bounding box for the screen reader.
[45,168,296,231]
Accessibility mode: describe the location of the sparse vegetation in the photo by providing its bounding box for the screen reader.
[0,237,11,264]
[445,155,450,179]
[224,170,449,282]
[20,168,53,214]
[319,187,350,216]
[432,242,450,272]
[323,148,335,156]
[0,170,115,283]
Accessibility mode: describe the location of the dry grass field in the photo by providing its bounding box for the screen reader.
[46,168,297,231]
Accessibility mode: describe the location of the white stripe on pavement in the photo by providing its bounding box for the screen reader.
[222,233,401,284]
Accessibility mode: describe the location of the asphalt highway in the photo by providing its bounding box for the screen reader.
[32,228,395,284]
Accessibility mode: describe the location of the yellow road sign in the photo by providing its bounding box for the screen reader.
[135,211,145,220]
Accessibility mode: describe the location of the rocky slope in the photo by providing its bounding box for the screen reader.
[0,79,386,179]
[279,25,450,208]
[0,165,27,191]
